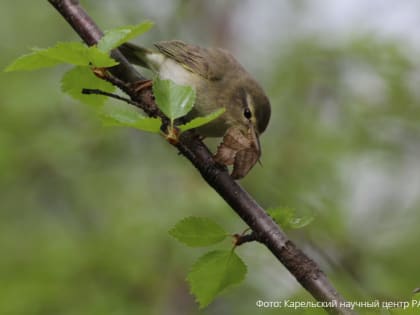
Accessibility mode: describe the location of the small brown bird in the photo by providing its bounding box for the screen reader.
[120,41,271,179]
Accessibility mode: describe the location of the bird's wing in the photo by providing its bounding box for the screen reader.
[154,40,233,81]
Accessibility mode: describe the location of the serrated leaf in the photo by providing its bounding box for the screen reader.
[97,21,154,52]
[99,102,161,133]
[187,250,247,308]
[61,66,115,107]
[179,108,226,132]
[169,217,227,247]
[267,207,314,229]
[38,42,118,67]
[153,78,196,121]
[37,42,88,65]
[4,51,61,72]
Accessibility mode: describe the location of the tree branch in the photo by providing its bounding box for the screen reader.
[47,1,356,314]
[233,231,256,246]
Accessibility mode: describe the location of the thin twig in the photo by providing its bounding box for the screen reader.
[233,232,257,246]
[82,88,140,107]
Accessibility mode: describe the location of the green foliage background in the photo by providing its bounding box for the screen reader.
[1,1,420,314]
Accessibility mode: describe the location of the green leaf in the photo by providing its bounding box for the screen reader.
[4,51,61,72]
[61,66,115,107]
[97,21,154,52]
[99,102,161,133]
[153,78,196,121]
[267,207,314,229]
[169,217,227,247]
[84,46,119,67]
[38,42,118,67]
[187,250,247,308]
[5,42,118,72]
[179,108,226,132]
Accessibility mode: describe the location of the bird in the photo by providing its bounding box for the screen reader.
[119,40,271,179]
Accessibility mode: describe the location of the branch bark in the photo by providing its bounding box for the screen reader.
[47,1,357,314]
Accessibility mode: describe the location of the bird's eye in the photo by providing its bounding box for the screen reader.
[243,108,252,119]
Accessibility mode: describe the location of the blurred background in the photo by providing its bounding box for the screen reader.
[1,0,420,314]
